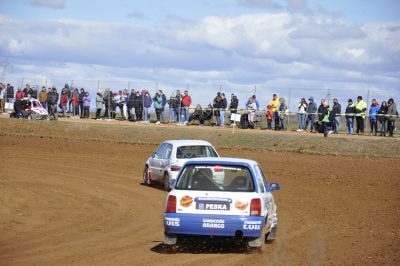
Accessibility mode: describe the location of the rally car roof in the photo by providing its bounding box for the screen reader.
[163,140,214,146]
[181,157,258,166]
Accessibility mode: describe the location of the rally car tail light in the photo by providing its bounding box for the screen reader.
[170,165,181,172]
[250,198,261,216]
[166,195,176,213]
[214,165,223,172]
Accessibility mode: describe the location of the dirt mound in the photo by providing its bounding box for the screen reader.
[0,136,399,265]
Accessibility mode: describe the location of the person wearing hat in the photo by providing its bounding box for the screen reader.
[331,98,341,134]
[305,96,317,133]
[355,96,367,135]
[387,98,397,137]
[345,99,355,135]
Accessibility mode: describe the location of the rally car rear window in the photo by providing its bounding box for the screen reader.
[176,164,255,192]
[176,146,218,159]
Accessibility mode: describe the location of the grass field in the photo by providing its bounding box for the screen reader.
[0,118,399,158]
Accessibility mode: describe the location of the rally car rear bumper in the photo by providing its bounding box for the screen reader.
[164,213,265,238]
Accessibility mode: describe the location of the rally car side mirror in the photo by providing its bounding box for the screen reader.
[269,183,280,192]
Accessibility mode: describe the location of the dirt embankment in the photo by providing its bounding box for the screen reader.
[0,136,399,265]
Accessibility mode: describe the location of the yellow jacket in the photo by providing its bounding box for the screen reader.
[39,91,48,103]
[269,98,280,112]
[355,100,367,119]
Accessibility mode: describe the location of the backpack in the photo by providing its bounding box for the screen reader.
[240,114,249,129]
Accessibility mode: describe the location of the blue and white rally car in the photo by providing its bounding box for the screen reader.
[163,158,280,249]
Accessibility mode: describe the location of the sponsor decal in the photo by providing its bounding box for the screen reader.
[165,217,180,227]
[234,201,248,210]
[180,195,193,208]
[243,220,262,230]
[195,197,232,211]
[202,218,225,229]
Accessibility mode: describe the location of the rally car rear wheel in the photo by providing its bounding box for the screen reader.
[164,233,177,245]
[247,222,267,251]
[143,165,151,185]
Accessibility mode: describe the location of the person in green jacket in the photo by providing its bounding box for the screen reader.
[321,99,332,137]
[153,91,163,124]
[278,97,287,130]
[355,96,367,135]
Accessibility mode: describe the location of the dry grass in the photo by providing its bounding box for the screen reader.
[0,118,399,159]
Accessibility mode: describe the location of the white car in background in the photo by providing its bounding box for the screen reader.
[143,140,220,190]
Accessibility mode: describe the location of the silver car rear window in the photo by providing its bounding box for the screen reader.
[176,145,218,159]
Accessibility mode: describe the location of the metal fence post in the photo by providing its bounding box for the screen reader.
[366,90,370,134]
[288,87,291,129]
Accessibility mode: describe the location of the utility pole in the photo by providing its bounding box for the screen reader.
[0,60,11,84]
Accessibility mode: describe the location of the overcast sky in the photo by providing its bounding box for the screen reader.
[0,0,399,108]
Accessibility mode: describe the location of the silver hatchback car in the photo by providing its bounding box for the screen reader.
[143,140,219,190]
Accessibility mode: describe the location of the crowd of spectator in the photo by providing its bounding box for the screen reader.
[0,82,397,137]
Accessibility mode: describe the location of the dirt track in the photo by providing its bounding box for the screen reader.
[1,136,399,265]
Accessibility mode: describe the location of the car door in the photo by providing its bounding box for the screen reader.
[161,143,173,172]
[150,143,167,181]
[254,165,274,221]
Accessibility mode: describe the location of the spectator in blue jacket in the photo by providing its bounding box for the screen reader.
[246,95,260,110]
[143,91,152,122]
[369,99,380,136]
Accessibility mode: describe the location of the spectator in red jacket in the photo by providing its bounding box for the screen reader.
[15,87,24,101]
[70,88,79,117]
[180,90,192,124]
[60,89,68,117]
